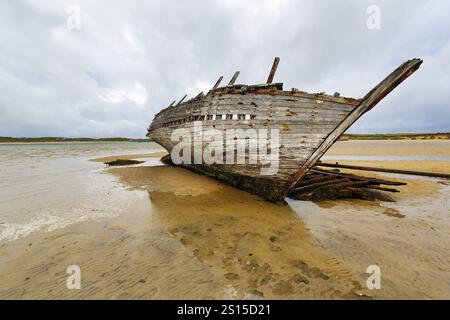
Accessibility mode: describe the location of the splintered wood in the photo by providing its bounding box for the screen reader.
[288,167,406,202]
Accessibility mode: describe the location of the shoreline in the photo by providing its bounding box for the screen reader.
[1,132,449,144]
[1,138,449,145]
[0,141,151,145]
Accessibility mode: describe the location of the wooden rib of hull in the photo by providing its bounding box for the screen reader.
[147,59,423,202]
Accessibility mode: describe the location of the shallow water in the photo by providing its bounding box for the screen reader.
[0,142,163,241]
[0,141,449,299]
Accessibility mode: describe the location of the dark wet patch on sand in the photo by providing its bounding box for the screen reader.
[104,166,369,299]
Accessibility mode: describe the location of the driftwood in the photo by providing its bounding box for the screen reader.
[316,162,450,180]
[104,159,144,167]
[288,168,404,202]
[309,168,406,186]
[366,185,400,193]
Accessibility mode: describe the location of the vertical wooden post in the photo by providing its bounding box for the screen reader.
[266,57,280,84]
[212,76,223,89]
[176,94,187,106]
[228,71,240,86]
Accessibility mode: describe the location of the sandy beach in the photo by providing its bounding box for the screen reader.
[0,140,449,299]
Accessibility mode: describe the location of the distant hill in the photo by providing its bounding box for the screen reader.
[1,133,449,143]
[340,133,450,141]
[0,136,150,143]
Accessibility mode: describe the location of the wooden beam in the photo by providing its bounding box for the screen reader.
[228,71,240,86]
[291,178,350,194]
[176,94,187,106]
[266,57,280,84]
[168,100,176,107]
[288,58,423,190]
[296,174,342,186]
[366,186,400,193]
[194,92,204,99]
[212,76,223,89]
[316,162,450,179]
[310,168,407,186]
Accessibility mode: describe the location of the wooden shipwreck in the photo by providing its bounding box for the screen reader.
[147,58,423,202]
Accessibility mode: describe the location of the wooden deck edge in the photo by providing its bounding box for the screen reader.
[154,84,361,120]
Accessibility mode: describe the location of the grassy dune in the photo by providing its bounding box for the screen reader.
[341,133,450,140]
[0,136,149,143]
[2,133,450,143]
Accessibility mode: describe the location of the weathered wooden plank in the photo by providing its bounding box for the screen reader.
[316,161,450,179]
[267,57,280,84]
[309,168,407,186]
[292,178,351,194]
[228,71,240,86]
[212,76,224,89]
[366,186,400,193]
[176,94,188,106]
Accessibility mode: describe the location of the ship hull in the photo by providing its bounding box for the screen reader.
[147,59,422,201]
[149,88,359,201]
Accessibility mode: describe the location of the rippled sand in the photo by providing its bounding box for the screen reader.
[0,141,449,299]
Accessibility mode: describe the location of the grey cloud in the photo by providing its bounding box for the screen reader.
[0,0,449,138]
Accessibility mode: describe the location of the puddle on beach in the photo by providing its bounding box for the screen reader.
[0,141,449,299]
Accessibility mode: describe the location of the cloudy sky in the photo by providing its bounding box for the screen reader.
[1,0,449,138]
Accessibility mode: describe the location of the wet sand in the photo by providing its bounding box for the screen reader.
[0,166,365,299]
[90,152,168,163]
[0,140,449,299]
[327,140,450,157]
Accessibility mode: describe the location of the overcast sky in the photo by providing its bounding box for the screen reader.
[1,0,449,138]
